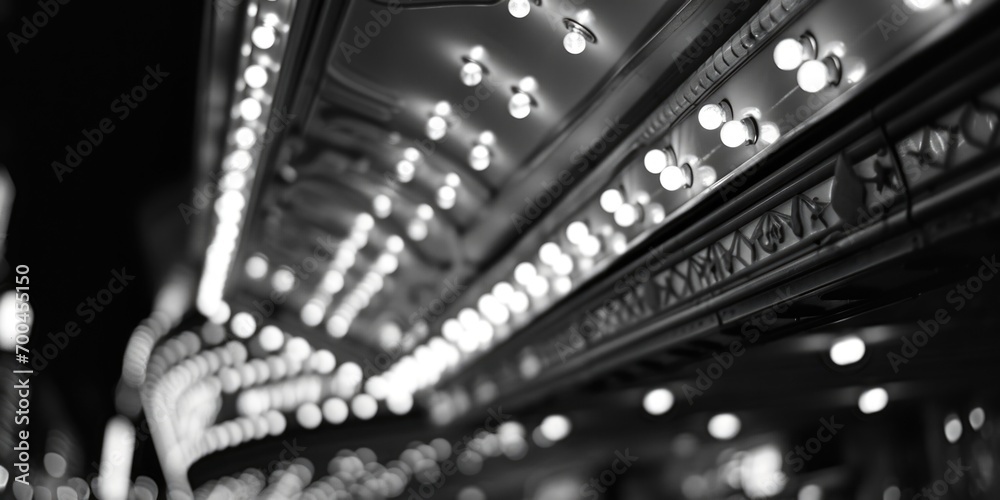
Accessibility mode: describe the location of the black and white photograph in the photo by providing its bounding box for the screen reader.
[3,0,1000,498]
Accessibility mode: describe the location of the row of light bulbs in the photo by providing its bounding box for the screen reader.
[506,0,597,55]
[196,7,290,321]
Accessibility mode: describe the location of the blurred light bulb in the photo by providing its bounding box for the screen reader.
[600,188,624,213]
[539,242,562,265]
[643,388,674,415]
[252,26,276,49]
[566,221,589,244]
[417,203,434,220]
[695,165,717,187]
[427,115,448,140]
[469,144,491,171]
[396,160,415,183]
[830,335,865,366]
[245,254,268,279]
[460,61,484,87]
[721,119,753,148]
[563,30,587,55]
[508,0,531,18]
[234,126,256,148]
[708,413,741,440]
[408,220,428,241]
[240,98,262,121]
[540,415,571,441]
[614,204,639,227]
[644,148,673,174]
[904,0,944,9]
[698,103,727,130]
[244,65,268,89]
[797,58,836,93]
[858,387,888,414]
[373,194,392,218]
[944,414,963,443]
[437,185,457,210]
[760,122,781,145]
[660,164,690,191]
[509,91,532,119]
[773,38,807,71]
[514,262,537,285]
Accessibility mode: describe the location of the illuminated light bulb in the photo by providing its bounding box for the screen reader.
[566,221,589,244]
[403,147,421,162]
[396,160,415,183]
[526,275,549,297]
[540,415,571,441]
[234,126,256,148]
[251,26,276,49]
[387,391,414,415]
[509,91,532,119]
[759,122,781,145]
[460,61,484,87]
[644,148,675,174]
[259,325,284,352]
[944,414,963,443]
[552,254,574,276]
[426,115,448,140]
[695,165,717,187]
[469,144,491,171]
[514,262,537,285]
[539,242,562,266]
[417,203,434,220]
[434,101,453,117]
[493,281,514,302]
[408,220,428,241]
[830,335,865,366]
[797,57,840,93]
[228,150,253,171]
[272,267,295,292]
[579,235,601,257]
[614,204,639,228]
[660,164,691,191]
[553,276,573,294]
[707,413,741,440]
[647,203,666,224]
[478,294,510,325]
[508,290,530,314]
[327,314,350,338]
[296,403,323,429]
[698,103,728,130]
[643,388,674,415]
[969,407,986,430]
[240,98,262,121]
[858,387,888,414]
[600,188,624,213]
[376,254,399,274]
[508,0,531,18]
[904,0,944,9]
[244,65,268,89]
[386,234,405,253]
[355,212,374,231]
[322,398,349,424]
[245,254,268,279]
[437,185,457,209]
[352,394,378,420]
[773,38,807,71]
[563,30,586,55]
[231,312,257,338]
[478,130,495,145]
[301,300,326,327]
[373,194,392,218]
[721,118,756,148]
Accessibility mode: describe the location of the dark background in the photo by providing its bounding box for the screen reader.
[1,0,204,462]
